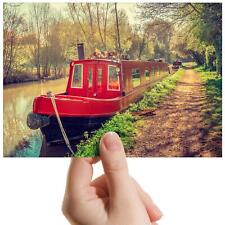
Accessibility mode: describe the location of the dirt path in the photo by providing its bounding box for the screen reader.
[126,69,219,157]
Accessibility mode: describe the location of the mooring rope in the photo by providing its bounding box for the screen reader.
[47,91,74,155]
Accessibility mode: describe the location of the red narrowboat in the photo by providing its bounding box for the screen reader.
[27,57,169,143]
[172,60,182,70]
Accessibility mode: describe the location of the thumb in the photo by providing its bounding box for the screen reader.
[99,132,131,198]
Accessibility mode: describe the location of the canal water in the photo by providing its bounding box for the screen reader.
[3,78,68,157]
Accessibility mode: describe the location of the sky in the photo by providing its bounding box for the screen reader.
[52,3,137,24]
[19,2,138,25]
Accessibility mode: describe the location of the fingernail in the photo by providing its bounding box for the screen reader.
[101,132,122,151]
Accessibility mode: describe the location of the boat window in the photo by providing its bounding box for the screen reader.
[88,68,93,88]
[72,64,83,88]
[108,66,120,90]
[97,68,102,87]
[152,67,155,75]
[132,68,140,87]
[145,70,150,80]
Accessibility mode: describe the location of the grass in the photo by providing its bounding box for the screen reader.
[4,71,66,85]
[182,61,197,68]
[74,69,185,157]
[75,112,137,157]
[194,66,222,133]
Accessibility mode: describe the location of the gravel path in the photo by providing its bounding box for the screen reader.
[126,69,220,157]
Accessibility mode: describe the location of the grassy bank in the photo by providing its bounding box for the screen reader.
[195,66,222,135]
[75,69,185,157]
[3,72,66,85]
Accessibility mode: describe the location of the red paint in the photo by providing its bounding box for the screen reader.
[33,59,169,117]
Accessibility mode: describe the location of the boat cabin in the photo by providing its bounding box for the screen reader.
[67,59,121,99]
[66,59,169,99]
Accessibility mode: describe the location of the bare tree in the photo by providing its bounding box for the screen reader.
[103,4,110,49]
[68,3,113,52]
[137,3,202,25]
[95,3,110,49]
[96,3,104,48]
[3,3,26,82]
[68,3,96,52]
[41,4,51,77]
[30,3,50,78]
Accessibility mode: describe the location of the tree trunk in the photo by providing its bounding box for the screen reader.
[103,3,110,49]
[138,36,146,59]
[214,38,222,75]
[37,39,41,79]
[96,3,104,48]
[115,3,121,51]
[189,50,205,66]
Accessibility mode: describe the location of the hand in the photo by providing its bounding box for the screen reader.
[62,132,162,225]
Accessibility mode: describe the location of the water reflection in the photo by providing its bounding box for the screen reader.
[3,78,68,157]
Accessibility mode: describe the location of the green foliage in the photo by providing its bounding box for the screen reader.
[195,66,222,131]
[187,4,222,74]
[140,3,222,74]
[75,69,185,157]
[75,112,137,157]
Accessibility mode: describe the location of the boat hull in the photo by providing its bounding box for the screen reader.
[40,116,111,143]
[33,73,169,117]
[33,94,121,117]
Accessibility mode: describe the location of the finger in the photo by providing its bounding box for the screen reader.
[62,157,99,224]
[99,132,131,198]
[91,175,109,197]
[92,175,163,222]
[66,157,97,195]
[132,178,163,222]
[91,174,107,190]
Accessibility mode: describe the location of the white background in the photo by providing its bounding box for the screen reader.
[1,0,224,225]
[1,159,225,225]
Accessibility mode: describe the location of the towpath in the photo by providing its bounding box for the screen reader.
[126,69,220,157]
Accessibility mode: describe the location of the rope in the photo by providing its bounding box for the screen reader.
[47,91,74,155]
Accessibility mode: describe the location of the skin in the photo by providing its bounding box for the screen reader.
[62,132,162,225]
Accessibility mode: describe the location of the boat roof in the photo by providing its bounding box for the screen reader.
[71,58,120,64]
[70,58,165,65]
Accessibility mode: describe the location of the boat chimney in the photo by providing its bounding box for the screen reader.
[77,43,85,60]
